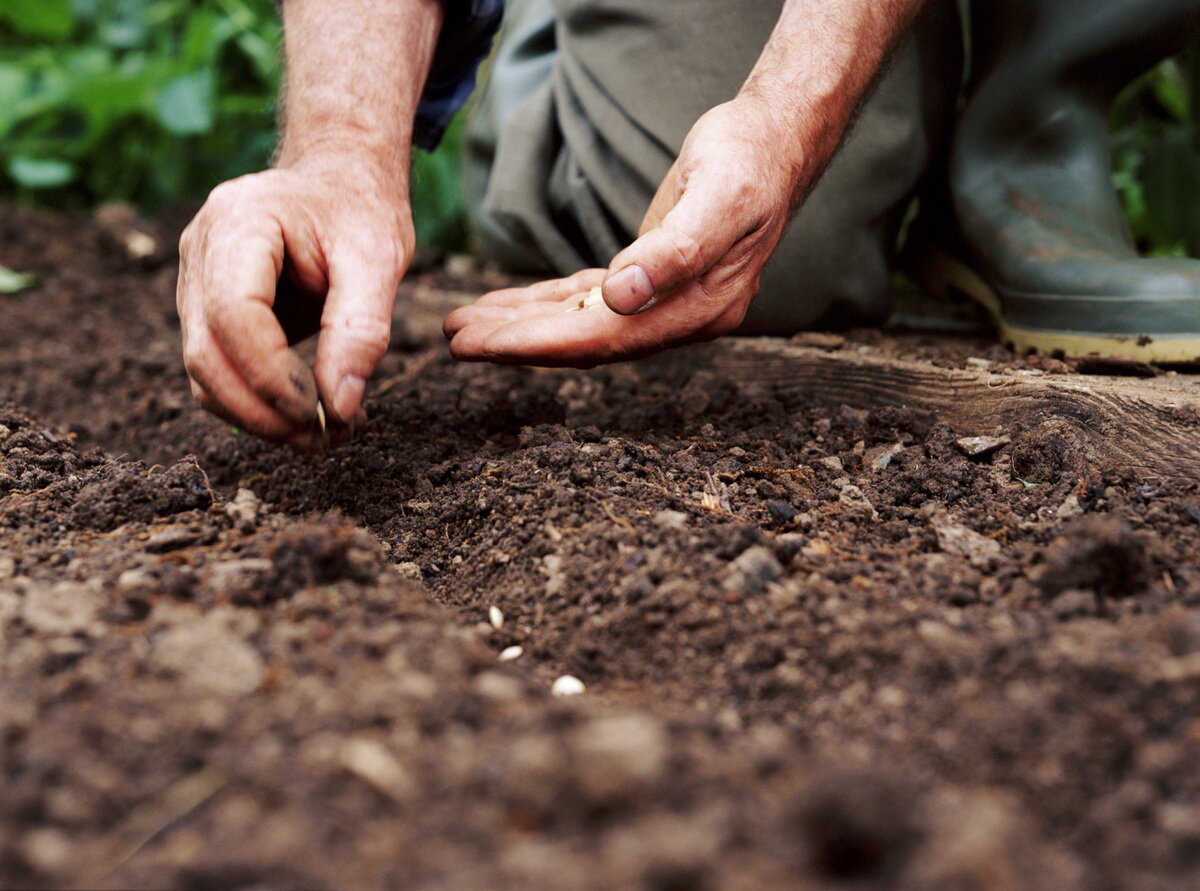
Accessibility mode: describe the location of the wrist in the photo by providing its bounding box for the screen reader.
[276,133,411,196]
[715,94,820,207]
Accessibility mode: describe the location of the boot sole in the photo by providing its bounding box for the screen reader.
[905,242,1200,363]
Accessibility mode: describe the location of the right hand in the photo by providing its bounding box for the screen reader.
[177,149,412,450]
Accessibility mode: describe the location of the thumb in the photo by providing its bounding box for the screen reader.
[602,184,746,315]
[313,248,400,423]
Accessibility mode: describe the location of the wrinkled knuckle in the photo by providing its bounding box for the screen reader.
[182,343,209,379]
[671,230,707,281]
[204,180,241,214]
[729,173,758,211]
[342,231,404,277]
[205,175,270,222]
[372,236,404,273]
[331,315,391,364]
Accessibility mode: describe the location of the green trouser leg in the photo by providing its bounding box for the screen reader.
[464,0,962,334]
[945,0,1200,360]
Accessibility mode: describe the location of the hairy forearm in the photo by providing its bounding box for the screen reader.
[275,0,443,181]
[739,0,927,201]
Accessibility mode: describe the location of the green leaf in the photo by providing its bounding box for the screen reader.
[72,70,152,135]
[1151,60,1190,123]
[155,70,215,135]
[7,155,76,188]
[0,265,38,295]
[0,0,74,40]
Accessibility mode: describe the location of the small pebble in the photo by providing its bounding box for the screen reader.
[955,435,1011,458]
[488,605,504,630]
[653,509,689,530]
[724,545,784,596]
[551,675,586,697]
[393,562,423,581]
[766,500,797,523]
[499,645,524,662]
[864,442,903,471]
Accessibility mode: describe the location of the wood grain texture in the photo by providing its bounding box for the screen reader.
[657,339,1200,481]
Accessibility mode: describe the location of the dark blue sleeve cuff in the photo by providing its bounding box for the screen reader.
[413,0,505,151]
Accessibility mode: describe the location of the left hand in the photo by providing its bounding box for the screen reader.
[443,97,806,366]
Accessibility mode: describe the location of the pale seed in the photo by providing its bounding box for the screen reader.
[572,286,607,312]
[551,675,586,697]
[315,400,329,447]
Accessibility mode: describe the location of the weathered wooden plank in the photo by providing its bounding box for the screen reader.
[662,338,1200,481]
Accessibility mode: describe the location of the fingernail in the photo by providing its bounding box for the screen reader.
[333,374,366,421]
[281,351,320,421]
[603,265,655,315]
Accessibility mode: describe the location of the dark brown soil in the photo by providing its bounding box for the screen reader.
[3,202,1200,889]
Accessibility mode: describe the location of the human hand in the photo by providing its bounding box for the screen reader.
[177,150,411,449]
[443,98,806,366]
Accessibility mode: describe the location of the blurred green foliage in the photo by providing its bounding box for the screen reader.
[0,0,467,249]
[0,0,282,210]
[1,2,1196,257]
[1112,47,1200,258]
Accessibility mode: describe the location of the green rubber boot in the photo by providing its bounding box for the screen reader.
[914,0,1200,361]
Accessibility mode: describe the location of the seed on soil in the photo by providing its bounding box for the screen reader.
[551,675,586,697]
[489,605,504,630]
[0,263,38,295]
[499,645,524,662]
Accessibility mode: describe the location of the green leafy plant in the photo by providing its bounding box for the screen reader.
[1,0,282,211]
[0,0,468,249]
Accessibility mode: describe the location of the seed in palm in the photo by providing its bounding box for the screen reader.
[573,286,606,311]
